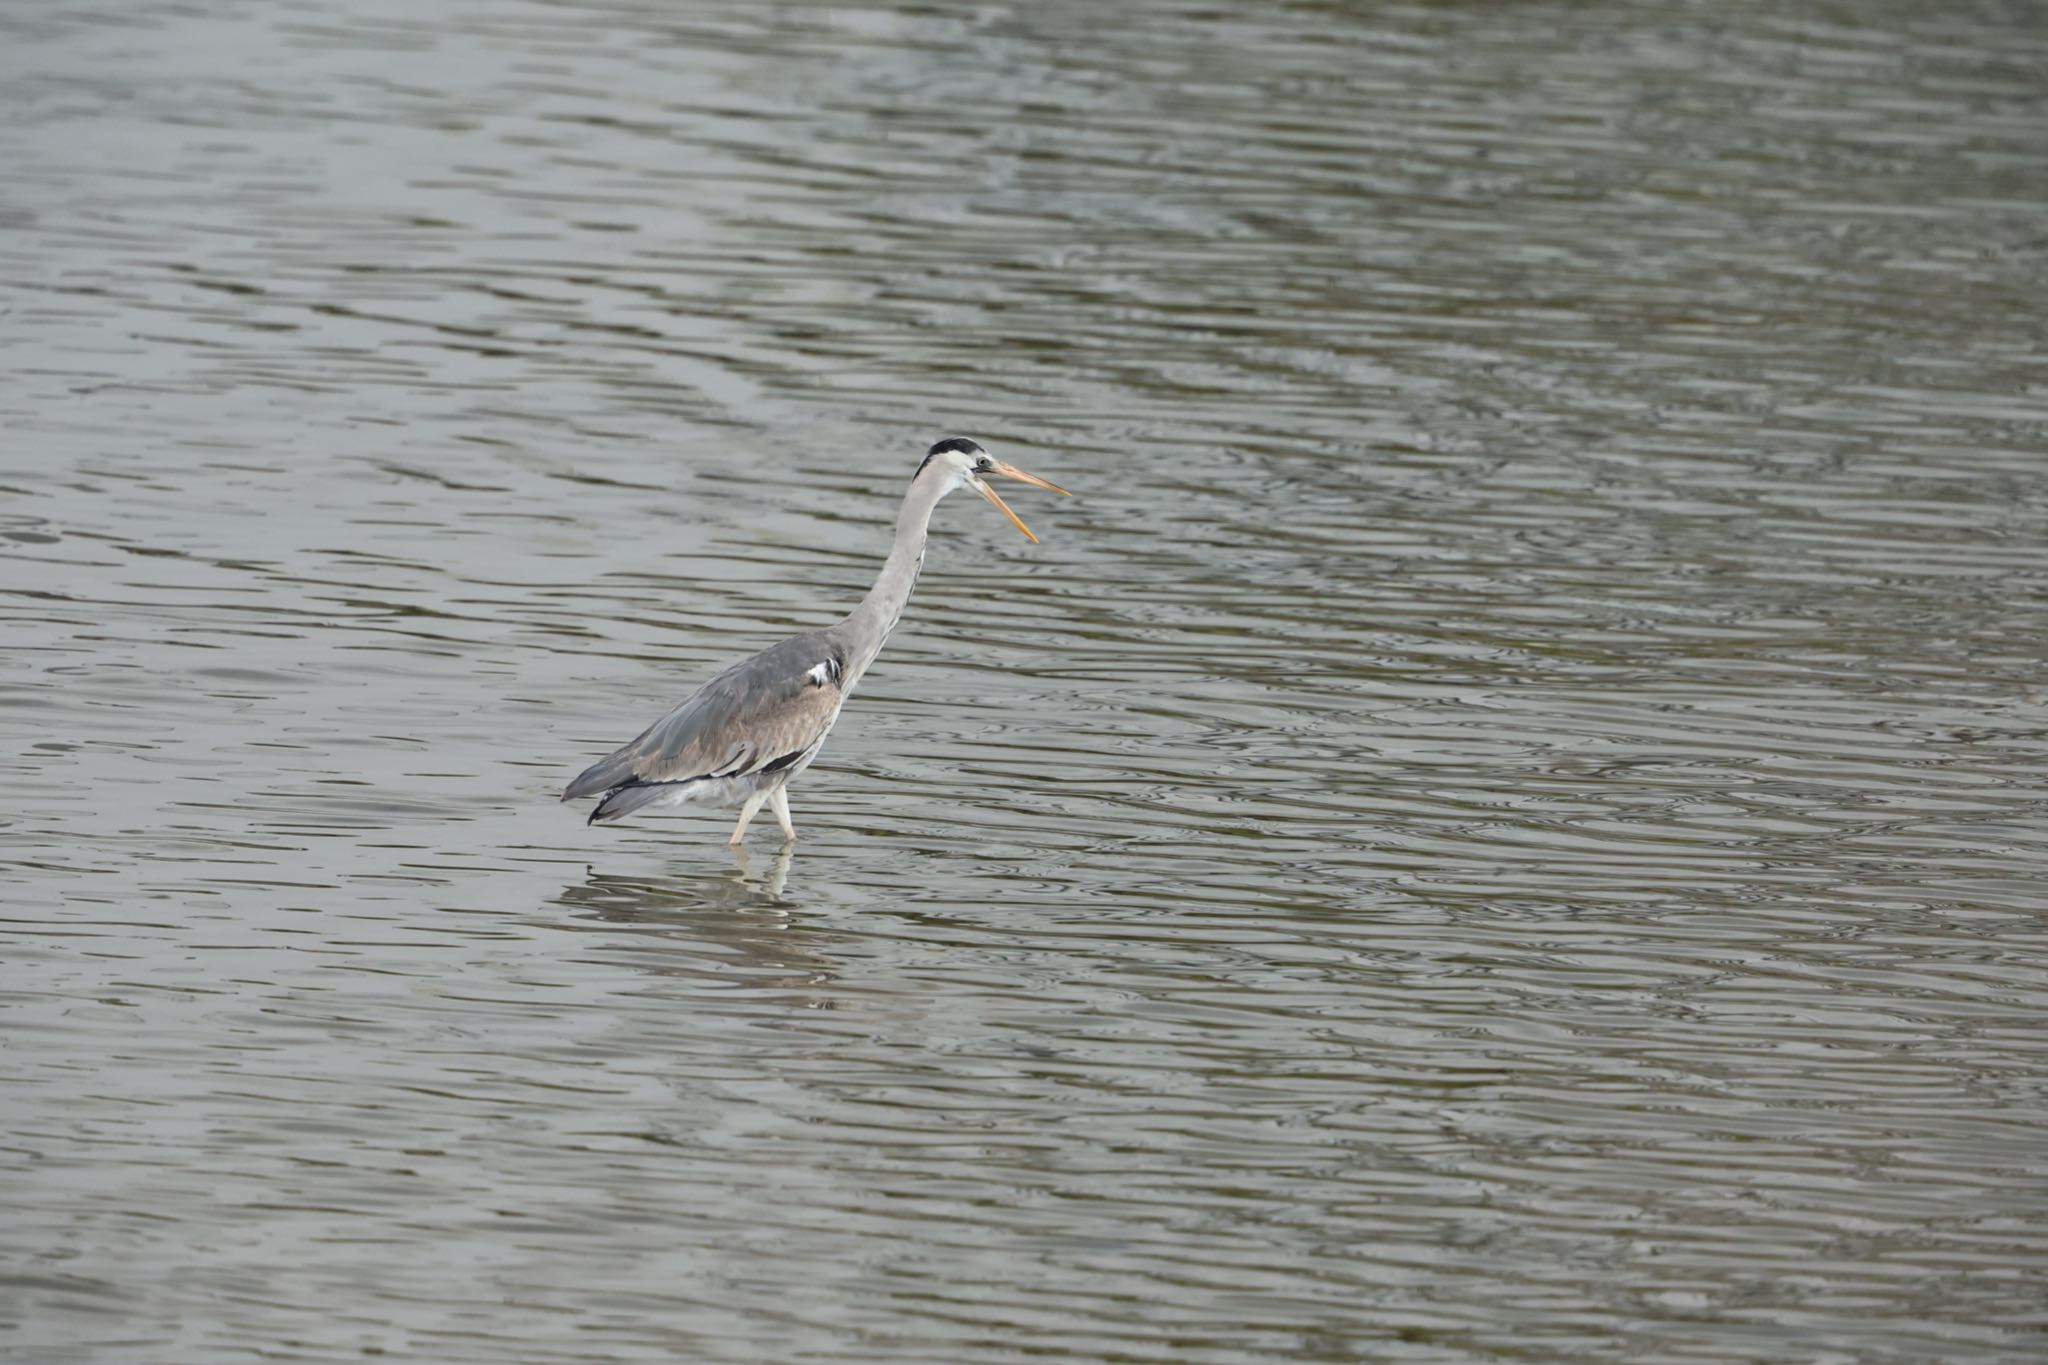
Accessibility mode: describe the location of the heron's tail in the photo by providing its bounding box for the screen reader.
[585,782,688,825]
[563,750,639,802]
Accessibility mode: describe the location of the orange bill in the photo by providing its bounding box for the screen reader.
[975,461,1072,542]
[976,479,1039,543]
[988,461,1073,498]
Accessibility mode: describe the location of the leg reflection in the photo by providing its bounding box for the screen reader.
[729,839,794,900]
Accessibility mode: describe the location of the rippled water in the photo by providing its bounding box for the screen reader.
[6,1,2048,1360]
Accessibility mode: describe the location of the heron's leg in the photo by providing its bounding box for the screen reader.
[728,791,770,846]
[769,787,796,842]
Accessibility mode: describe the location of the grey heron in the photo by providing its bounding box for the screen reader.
[562,437,1071,844]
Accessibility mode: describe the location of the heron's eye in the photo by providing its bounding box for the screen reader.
[975,458,992,471]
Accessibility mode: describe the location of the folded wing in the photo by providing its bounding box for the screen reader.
[562,633,847,803]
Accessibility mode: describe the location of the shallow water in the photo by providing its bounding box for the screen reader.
[5,1,2048,1360]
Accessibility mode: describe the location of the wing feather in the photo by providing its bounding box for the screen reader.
[562,633,846,800]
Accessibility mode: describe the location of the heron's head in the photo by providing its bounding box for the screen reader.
[916,437,1072,543]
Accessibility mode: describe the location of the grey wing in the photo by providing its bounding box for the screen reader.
[562,634,847,801]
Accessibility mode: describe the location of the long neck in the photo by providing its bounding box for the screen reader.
[837,472,946,682]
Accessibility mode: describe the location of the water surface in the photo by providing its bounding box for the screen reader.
[5,1,2048,1361]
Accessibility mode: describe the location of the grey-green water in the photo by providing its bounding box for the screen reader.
[5,2,2048,1361]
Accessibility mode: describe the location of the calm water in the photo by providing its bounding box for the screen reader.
[5,1,2048,1360]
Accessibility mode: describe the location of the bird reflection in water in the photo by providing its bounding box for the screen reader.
[728,842,794,900]
[552,846,836,1006]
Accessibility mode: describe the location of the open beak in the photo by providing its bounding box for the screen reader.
[974,461,1074,544]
